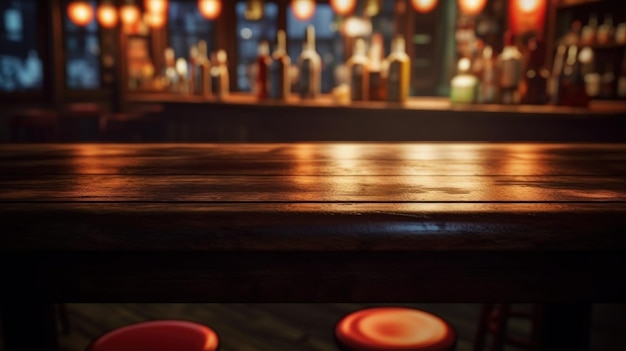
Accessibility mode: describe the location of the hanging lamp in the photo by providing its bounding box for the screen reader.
[330,0,356,16]
[458,0,487,16]
[97,3,118,28]
[144,0,168,14]
[198,0,222,20]
[120,2,141,26]
[411,0,438,13]
[67,0,94,26]
[291,0,316,21]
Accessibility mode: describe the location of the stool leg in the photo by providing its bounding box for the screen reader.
[473,303,493,351]
[490,304,511,351]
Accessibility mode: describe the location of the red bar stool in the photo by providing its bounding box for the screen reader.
[335,307,456,351]
[86,320,219,351]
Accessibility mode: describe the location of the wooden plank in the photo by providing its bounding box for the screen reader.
[0,174,625,202]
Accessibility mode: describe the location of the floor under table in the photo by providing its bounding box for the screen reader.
[3,303,618,351]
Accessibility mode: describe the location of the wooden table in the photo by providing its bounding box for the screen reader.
[1,143,625,351]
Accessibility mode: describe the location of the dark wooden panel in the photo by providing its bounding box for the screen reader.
[1,203,626,251]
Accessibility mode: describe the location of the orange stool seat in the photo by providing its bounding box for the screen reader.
[335,307,456,351]
[86,320,219,351]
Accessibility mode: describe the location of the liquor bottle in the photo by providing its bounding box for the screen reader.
[549,44,568,105]
[196,40,212,97]
[188,45,198,94]
[618,52,626,98]
[211,50,229,99]
[478,45,498,104]
[522,39,549,105]
[450,57,478,104]
[347,38,369,101]
[164,48,177,92]
[581,14,598,46]
[600,58,616,99]
[297,25,321,99]
[497,32,522,104]
[559,45,589,107]
[368,33,385,101]
[562,21,582,47]
[616,18,626,44]
[175,58,188,94]
[269,30,291,100]
[580,47,600,98]
[386,35,410,103]
[256,40,271,100]
[597,14,614,45]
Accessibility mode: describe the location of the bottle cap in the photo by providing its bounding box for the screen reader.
[458,58,471,73]
[258,41,269,56]
[391,36,405,54]
[217,50,227,64]
[354,38,367,56]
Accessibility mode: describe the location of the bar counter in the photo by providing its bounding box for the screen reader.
[1,142,625,351]
[127,93,626,142]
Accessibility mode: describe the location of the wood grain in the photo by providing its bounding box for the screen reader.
[0,143,624,302]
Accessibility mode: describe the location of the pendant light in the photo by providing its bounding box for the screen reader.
[144,0,168,14]
[291,0,316,21]
[97,2,118,28]
[198,0,222,20]
[330,0,356,16]
[120,2,141,26]
[144,11,166,28]
[411,0,438,13]
[458,0,487,16]
[67,0,94,26]
[516,0,542,14]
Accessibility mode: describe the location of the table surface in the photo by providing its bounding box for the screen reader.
[1,143,625,302]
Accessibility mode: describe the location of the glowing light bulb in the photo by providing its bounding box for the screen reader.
[198,0,222,20]
[291,0,316,21]
[97,4,118,28]
[330,0,356,16]
[67,1,94,27]
[458,0,487,16]
[411,0,438,13]
[120,4,140,25]
[144,0,168,14]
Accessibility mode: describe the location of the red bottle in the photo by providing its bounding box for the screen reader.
[256,41,271,100]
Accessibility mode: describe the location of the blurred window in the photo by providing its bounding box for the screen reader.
[63,0,101,90]
[168,0,217,60]
[0,0,43,92]
[235,1,279,92]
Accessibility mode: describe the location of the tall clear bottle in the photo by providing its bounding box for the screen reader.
[479,46,498,104]
[297,25,321,99]
[256,41,271,100]
[211,50,229,99]
[188,45,198,94]
[522,39,549,105]
[196,40,212,97]
[368,33,385,101]
[386,35,410,103]
[347,38,369,101]
[497,32,522,104]
[269,30,291,100]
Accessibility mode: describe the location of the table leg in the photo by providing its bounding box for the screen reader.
[1,304,58,351]
[538,303,592,351]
